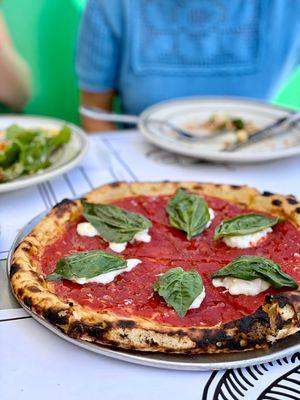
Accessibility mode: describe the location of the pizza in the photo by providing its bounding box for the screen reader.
[10,182,300,354]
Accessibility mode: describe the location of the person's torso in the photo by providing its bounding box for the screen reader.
[105,0,300,114]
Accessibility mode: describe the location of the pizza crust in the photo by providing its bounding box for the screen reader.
[10,182,300,353]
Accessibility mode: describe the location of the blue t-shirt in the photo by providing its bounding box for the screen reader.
[76,0,300,115]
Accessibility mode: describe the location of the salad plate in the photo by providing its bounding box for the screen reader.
[0,115,88,193]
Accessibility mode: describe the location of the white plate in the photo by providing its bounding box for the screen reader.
[7,212,300,371]
[139,97,300,163]
[0,115,88,193]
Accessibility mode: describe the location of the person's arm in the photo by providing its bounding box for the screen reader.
[0,14,31,110]
[76,0,120,132]
[80,89,116,132]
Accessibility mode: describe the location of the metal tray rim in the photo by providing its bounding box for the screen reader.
[7,211,300,371]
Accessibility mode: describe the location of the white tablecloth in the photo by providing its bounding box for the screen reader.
[0,131,299,400]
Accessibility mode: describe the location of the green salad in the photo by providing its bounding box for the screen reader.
[0,124,71,183]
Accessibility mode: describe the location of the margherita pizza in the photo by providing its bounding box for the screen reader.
[10,182,300,354]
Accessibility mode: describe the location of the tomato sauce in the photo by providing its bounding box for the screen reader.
[40,195,300,327]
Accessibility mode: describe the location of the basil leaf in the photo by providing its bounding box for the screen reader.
[82,201,152,243]
[166,188,210,239]
[46,273,62,281]
[153,267,203,317]
[212,255,298,289]
[47,250,127,281]
[214,213,281,240]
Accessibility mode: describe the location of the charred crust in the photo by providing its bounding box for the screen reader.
[27,286,41,293]
[266,293,288,308]
[10,263,21,277]
[272,199,282,206]
[43,308,69,325]
[191,309,270,350]
[20,245,31,253]
[193,185,203,190]
[117,320,136,329]
[268,291,300,312]
[278,297,289,308]
[52,198,76,217]
[192,329,266,351]
[52,198,74,209]
[23,296,33,309]
[238,309,269,332]
[68,321,113,341]
[16,287,24,297]
[216,338,246,351]
[193,330,227,348]
[210,330,227,343]
[68,322,84,337]
[229,337,266,350]
[145,337,158,347]
[119,333,129,340]
[109,181,124,188]
[231,185,240,189]
[287,197,298,205]
[262,191,273,197]
[85,324,112,340]
[275,314,292,330]
[296,207,300,214]
[166,329,186,337]
[285,293,300,307]
[23,239,34,247]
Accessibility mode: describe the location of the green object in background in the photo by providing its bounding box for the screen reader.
[273,68,300,110]
[2,0,86,125]
[1,0,299,125]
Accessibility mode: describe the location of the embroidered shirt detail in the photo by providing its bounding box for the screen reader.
[132,0,263,75]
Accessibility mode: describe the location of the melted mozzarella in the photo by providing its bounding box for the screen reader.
[212,277,270,296]
[223,227,272,249]
[71,259,142,285]
[109,242,127,253]
[110,228,152,252]
[133,229,152,243]
[205,208,215,228]
[76,222,98,237]
[77,222,151,253]
[188,286,206,310]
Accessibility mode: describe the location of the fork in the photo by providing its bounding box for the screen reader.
[223,111,300,152]
[79,106,223,141]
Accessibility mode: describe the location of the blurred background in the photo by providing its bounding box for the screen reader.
[2,0,300,126]
[1,0,85,124]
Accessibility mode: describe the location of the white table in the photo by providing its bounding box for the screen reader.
[0,131,299,400]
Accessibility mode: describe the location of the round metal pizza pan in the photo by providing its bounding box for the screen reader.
[7,211,300,371]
